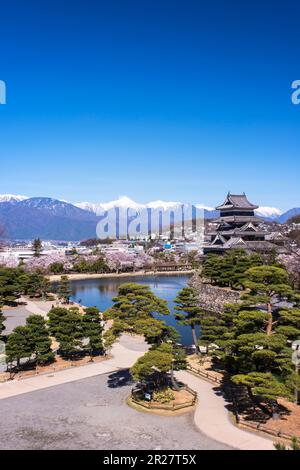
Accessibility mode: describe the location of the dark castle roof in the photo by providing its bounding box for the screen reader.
[216,193,259,211]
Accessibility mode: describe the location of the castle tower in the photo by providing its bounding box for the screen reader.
[204,193,269,253]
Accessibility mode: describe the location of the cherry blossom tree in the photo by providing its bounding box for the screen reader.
[278,250,300,289]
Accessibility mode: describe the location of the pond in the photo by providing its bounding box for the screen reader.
[70,274,198,346]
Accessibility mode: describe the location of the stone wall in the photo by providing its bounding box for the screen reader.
[189,274,241,314]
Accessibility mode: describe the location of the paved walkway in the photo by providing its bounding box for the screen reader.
[0,297,275,451]
[22,298,54,317]
[176,370,274,450]
[3,298,54,335]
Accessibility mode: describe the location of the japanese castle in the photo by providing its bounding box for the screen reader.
[204,192,276,254]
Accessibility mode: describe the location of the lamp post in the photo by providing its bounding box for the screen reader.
[291,340,300,404]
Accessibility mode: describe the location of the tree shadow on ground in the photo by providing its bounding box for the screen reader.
[107,369,134,388]
[213,375,291,424]
[207,356,291,423]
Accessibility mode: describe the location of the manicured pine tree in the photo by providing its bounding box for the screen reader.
[276,308,300,339]
[242,266,295,335]
[197,263,300,410]
[130,342,186,392]
[0,266,25,305]
[57,275,72,304]
[24,272,50,298]
[81,307,103,359]
[199,305,236,357]
[202,249,262,289]
[104,283,170,344]
[174,286,204,353]
[26,314,55,366]
[5,325,33,371]
[48,307,83,358]
[231,372,288,417]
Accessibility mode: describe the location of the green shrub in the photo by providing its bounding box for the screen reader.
[152,388,175,403]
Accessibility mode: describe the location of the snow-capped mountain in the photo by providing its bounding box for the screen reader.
[0,193,297,240]
[76,197,285,221]
[76,196,144,215]
[0,197,98,241]
[0,194,28,204]
[255,206,282,220]
[147,200,183,211]
[76,197,213,215]
[18,197,97,220]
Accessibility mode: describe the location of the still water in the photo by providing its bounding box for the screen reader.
[70,274,197,345]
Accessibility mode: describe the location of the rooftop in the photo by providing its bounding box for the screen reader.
[216,192,259,211]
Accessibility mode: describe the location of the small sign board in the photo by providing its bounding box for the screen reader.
[144,393,152,401]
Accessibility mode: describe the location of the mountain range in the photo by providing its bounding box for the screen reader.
[0,194,298,241]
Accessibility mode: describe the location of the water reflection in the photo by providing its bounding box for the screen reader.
[70,275,198,345]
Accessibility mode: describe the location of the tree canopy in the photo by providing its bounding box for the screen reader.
[130,342,186,390]
[202,249,263,289]
[48,307,83,357]
[197,262,300,410]
[57,275,72,304]
[104,283,173,344]
[5,314,55,371]
[0,267,50,305]
[174,286,204,352]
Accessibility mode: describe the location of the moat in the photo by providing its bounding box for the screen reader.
[70,274,197,345]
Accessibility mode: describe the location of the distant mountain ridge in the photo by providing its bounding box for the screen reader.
[0,197,98,241]
[277,208,300,224]
[0,194,28,204]
[0,194,298,240]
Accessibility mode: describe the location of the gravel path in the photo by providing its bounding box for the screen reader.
[2,299,54,335]
[0,371,232,450]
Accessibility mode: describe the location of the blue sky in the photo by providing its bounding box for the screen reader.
[0,0,299,210]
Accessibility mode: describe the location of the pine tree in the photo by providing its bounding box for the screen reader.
[202,249,262,288]
[242,266,294,335]
[197,262,300,411]
[48,307,83,358]
[0,266,25,304]
[57,275,72,304]
[81,307,103,359]
[174,286,204,353]
[130,342,186,391]
[26,315,54,365]
[5,326,32,370]
[104,283,171,345]
[24,272,50,298]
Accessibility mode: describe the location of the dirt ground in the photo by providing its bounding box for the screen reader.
[188,354,223,381]
[0,353,110,382]
[188,354,300,440]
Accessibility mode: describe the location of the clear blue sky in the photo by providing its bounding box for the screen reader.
[0,0,299,210]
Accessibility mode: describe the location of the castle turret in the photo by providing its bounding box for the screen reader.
[204,193,273,254]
